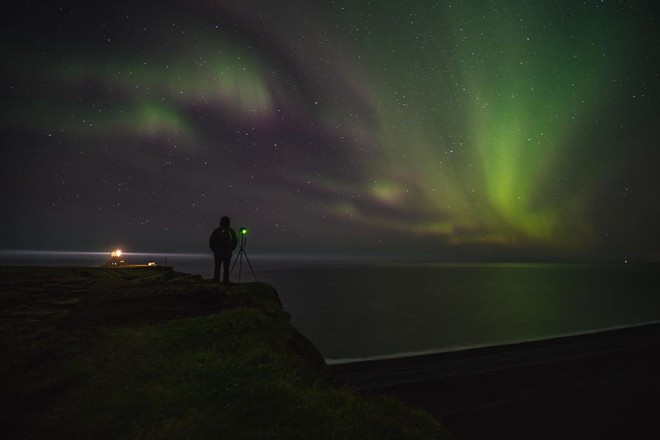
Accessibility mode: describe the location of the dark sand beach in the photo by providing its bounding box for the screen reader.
[331,323,660,439]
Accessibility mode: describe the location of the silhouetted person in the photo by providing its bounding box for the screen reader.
[209,216,238,283]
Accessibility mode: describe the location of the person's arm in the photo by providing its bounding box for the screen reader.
[209,231,216,250]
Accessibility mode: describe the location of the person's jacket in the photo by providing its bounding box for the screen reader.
[209,227,238,257]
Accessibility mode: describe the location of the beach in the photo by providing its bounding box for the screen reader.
[331,323,660,438]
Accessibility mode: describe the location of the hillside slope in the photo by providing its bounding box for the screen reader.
[0,266,453,439]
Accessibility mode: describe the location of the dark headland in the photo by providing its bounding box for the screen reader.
[3,266,660,439]
[0,266,450,439]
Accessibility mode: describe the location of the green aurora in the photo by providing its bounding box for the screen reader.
[2,0,659,259]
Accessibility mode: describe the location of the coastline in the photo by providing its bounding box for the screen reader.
[324,319,660,366]
[0,266,450,439]
[3,264,658,438]
[331,322,660,439]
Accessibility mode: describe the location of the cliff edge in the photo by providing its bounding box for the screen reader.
[0,266,453,439]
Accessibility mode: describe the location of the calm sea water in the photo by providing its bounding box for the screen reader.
[3,251,660,363]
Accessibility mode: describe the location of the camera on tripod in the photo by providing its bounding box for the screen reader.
[230,226,257,282]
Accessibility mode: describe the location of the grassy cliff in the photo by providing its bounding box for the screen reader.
[0,266,453,439]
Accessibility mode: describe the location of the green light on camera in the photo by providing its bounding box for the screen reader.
[240,227,248,235]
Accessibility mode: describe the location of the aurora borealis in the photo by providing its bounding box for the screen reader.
[2,0,659,260]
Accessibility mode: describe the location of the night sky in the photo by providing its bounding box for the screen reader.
[2,0,659,261]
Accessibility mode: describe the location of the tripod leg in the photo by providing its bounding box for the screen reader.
[230,252,239,277]
[229,248,256,283]
[231,249,245,281]
[238,251,243,283]
[243,252,258,281]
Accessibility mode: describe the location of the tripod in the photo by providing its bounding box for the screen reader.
[230,227,257,282]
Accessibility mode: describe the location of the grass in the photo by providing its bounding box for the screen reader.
[0,266,453,439]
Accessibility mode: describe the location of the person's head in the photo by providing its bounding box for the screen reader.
[220,216,230,227]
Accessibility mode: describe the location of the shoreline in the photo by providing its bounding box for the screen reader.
[331,321,660,439]
[329,320,660,383]
[4,264,659,438]
[325,319,660,366]
[0,266,449,439]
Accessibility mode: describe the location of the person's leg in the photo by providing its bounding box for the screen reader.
[222,256,231,283]
[213,253,221,282]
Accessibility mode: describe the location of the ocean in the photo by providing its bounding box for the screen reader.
[2,251,660,364]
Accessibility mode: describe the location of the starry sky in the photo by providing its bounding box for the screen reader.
[2,0,659,261]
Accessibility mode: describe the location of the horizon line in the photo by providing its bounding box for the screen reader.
[0,248,647,264]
